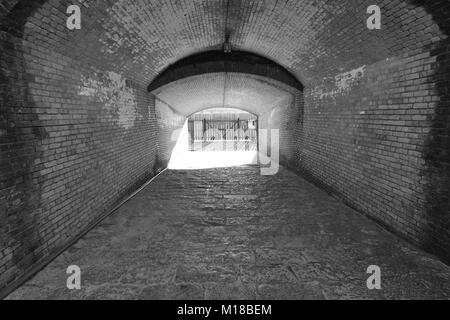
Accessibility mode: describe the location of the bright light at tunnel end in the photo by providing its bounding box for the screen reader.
[168,119,280,175]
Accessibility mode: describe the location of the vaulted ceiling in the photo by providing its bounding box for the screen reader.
[3,0,446,88]
[153,73,294,116]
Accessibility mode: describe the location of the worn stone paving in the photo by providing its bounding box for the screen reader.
[6,166,450,300]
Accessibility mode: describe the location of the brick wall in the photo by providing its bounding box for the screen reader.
[0,2,162,294]
[257,0,450,265]
[277,41,450,264]
[1,0,450,295]
[154,96,186,166]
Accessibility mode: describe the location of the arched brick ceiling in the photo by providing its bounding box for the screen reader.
[7,0,447,87]
[148,50,303,92]
[154,73,293,116]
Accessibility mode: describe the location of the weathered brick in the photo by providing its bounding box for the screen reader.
[1,0,450,298]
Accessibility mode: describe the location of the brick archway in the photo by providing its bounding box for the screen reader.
[148,50,304,92]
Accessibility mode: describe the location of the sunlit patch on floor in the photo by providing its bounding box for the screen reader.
[169,151,258,170]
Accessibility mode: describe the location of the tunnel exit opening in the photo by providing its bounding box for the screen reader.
[188,108,258,152]
[168,108,259,170]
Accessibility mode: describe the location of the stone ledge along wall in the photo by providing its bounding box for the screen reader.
[0,0,161,294]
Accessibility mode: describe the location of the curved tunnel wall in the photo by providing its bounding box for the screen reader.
[0,0,163,293]
[0,0,449,295]
[152,72,297,116]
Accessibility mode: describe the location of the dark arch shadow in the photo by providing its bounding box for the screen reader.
[148,50,304,92]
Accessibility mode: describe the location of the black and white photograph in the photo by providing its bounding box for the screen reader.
[0,0,450,306]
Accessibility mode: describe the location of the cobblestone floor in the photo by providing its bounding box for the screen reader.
[6,166,450,300]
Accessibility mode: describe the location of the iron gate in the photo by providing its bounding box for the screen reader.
[188,115,258,152]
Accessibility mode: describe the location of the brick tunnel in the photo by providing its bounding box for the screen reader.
[1,0,450,300]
